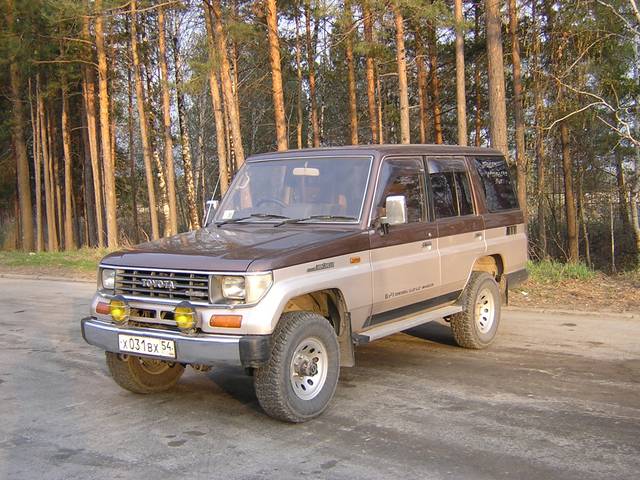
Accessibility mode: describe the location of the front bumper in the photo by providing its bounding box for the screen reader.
[80,317,270,367]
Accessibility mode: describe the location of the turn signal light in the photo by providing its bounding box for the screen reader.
[109,298,130,324]
[96,302,110,315]
[174,304,196,332]
[210,315,242,328]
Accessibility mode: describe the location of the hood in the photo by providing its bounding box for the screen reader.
[101,224,370,272]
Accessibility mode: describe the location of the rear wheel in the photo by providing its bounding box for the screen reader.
[106,352,185,394]
[450,272,501,349]
[254,311,340,423]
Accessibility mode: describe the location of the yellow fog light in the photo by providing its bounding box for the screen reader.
[174,303,196,333]
[109,298,130,324]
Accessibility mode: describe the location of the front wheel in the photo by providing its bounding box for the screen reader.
[450,272,501,349]
[106,352,185,394]
[254,311,340,423]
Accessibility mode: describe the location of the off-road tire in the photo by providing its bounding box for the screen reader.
[106,352,185,394]
[254,311,340,423]
[450,272,501,349]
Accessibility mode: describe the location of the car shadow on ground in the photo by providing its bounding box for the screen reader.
[402,320,458,347]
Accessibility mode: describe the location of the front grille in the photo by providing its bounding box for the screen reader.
[114,268,210,304]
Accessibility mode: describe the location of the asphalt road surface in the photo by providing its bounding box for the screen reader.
[0,277,638,480]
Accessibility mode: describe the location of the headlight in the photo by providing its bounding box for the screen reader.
[213,273,272,305]
[221,276,246,300]
[101,268,116,291]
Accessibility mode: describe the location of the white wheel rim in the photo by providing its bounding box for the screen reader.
[289,337,328,401]
[475,287,496,334]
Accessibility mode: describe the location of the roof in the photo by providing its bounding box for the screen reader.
[247,144,504,162]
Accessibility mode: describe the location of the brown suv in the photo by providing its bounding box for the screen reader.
[81,145,528,422]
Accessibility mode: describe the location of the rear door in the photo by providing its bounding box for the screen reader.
[427,157,486,295]
[368,156,440,321]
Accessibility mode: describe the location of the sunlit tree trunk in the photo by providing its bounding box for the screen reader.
[428,20,443,144]
[265,0,288,151]
[127,67,140,244]
[37,85,58,251]
[81,14,104,248]
[345,0,358,145]
[532,0,546,257]
[7,0,34,251]
[295,10,304,149]
[560,122,578,262]
[95,0,118,247]
[474,0,482,146]
[392,2,410,144]
[305,0,320,147]
[485,0,508,156]
[130,0,160,239]
[61,76,76,250]
[157,5,179,235]
[203,3,229,194]
[508,0,527,221]
[454,0,468,146]
[362,1,379,144]
[208,0,245,167]
[172,33,201,229]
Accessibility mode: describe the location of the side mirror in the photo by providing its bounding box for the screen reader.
[203,199,220,227]
[385,195,407,226]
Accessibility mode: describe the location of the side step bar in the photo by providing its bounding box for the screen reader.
[353,305,463,345]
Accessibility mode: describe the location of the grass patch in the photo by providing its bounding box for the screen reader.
[527,259,596,283]
[0,248,108,272]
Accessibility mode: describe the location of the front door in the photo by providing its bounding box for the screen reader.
[368,156,441,324]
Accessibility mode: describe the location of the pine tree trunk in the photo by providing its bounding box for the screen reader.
[345,0,358,145]
[80,105,98,247]
[37,86,58,251]
[157,5,179,235]
[508,0,527,221]
[95,0,118,247]
[29,78,44,251]
[295,10,304,149]
[392,3,410,144]
[415,30,429,144]
[362,1,379,144]
[454,0,468,146]
[376,68,384,143]
[127,68,140,244]
[203,3,230,195]
[474,0,482,147]
[61,78,76,250]
[173,33,201,229]
[560,122,578,262]
[7,0,34,251]
[50,113,63,245]
[428,22,443,144]
[485,0,509,156]
[532,0,546,257]
[305,0,321,147]
[631,148,640,264]
[81,11,104,247]
[208,0,245,167]
[265,0,288,151]
[130,0,160,239]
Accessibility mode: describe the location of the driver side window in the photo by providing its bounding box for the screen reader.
[373,157,426,224]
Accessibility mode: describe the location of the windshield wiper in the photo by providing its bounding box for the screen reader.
[215,213,290,227]
[274,214,358,227]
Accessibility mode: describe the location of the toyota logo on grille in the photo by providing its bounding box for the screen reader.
[141,278,176,289]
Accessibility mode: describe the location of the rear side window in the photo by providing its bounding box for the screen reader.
[428,158,475,219]
[474,156,518,211]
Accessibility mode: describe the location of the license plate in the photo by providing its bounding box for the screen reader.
[118,334,176,359]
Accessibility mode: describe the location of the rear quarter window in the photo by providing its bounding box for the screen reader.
[474,156,518,212]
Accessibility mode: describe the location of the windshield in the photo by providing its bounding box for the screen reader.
[214,156,372,224]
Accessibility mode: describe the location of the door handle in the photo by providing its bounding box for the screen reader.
[422,241,433,250]
[475,233,483,240]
